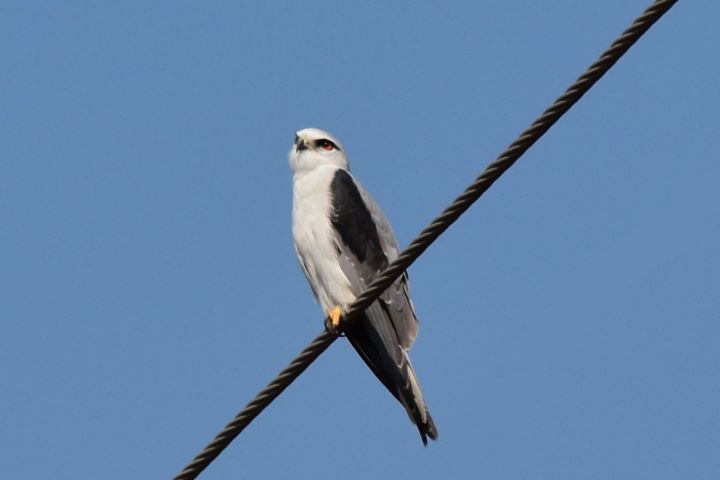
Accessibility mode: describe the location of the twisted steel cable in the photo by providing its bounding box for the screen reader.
[174,1,678,478]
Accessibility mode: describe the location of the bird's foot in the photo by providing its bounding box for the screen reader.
[325,306,343,334]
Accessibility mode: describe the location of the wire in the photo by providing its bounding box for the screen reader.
[174,1,678,478]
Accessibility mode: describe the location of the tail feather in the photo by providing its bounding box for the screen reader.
[345,313,438,445]
[418,410,438,445]
[399,354,438,445]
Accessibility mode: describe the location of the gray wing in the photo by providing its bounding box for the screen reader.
[329,168,419,349]
[329,168,436,444]
[354,183,419,349]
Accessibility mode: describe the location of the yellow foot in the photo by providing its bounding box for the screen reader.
[326,306,343,330]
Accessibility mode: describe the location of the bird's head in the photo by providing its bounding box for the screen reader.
[289,128,348,175]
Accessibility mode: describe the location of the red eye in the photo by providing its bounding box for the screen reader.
[321,141,334,151]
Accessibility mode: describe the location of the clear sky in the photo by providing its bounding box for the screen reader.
[2,1,718,479]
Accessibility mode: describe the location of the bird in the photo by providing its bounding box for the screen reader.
[289,127,438,445]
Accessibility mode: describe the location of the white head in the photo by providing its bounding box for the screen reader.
[289,128,349,176]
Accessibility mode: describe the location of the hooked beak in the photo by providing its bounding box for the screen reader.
[294,135,308,152]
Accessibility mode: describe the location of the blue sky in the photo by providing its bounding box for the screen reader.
[2,1,718,479]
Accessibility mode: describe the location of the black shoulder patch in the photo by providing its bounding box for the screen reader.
[330,169,388,271]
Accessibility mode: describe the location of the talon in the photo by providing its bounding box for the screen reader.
[327,306,342,330]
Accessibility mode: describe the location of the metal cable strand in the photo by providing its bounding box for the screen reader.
[175,331,336,479]
[174,1,677,478]
[345,0,678,320]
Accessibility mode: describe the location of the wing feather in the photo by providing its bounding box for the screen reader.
[354,182,419,349]
[329,168,436,443]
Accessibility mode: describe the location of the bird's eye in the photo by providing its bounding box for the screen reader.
[318,139,335,151]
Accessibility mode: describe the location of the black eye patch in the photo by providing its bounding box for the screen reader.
[315,139,340,151]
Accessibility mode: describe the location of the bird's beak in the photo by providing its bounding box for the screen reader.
[295,135,308,152]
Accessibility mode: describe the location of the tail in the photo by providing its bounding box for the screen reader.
[399,351,438,445]
[344,313,439,445]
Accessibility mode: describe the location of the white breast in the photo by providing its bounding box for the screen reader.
[292,166,356,313]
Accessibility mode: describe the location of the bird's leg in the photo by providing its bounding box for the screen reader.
[325,306,343,333]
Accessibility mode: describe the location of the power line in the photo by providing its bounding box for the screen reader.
[174,1,679,478]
